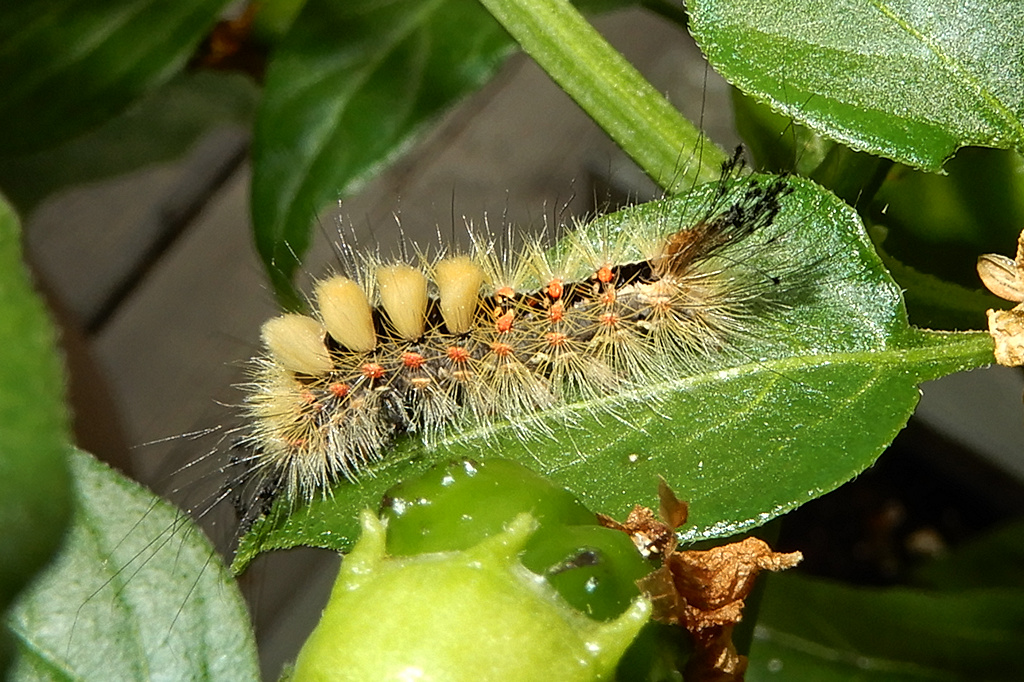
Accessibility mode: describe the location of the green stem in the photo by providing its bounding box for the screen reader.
[479,0,727,191]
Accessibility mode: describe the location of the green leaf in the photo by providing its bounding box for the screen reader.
[233,174,992,572]
[0,0,231,156]
[7,449,259,682]
[251,0,308,43]
[871,148,1024,289]
[0,71,258,215]
[251,0,514,306]
[478,0,727,191]
[688,0,1024,171]
[0,193,71,629]
[733,90,896,209]
[732,89,833,176]
[753,521,1024,681]
[749,573,1024,681]
[875,244,1005,331]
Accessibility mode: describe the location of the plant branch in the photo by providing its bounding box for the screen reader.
[478,0,727,191]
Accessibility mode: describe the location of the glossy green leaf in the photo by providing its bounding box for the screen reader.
[749,573,1024,681]
[733,87,899,208]
[251,0,514,306]
[688,0,1024,171]
[233,174,992,572]
[732,89,833,177]
[0,0,230,156]
[0,71,258,215]
[7,449,259,682]
[0,194,71,628]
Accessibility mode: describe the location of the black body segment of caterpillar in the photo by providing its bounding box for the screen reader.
[241,154,794,511]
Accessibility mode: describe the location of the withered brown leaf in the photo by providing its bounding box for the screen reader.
[658,476,690,530]
[640,537,802,682]
[597,505,676,558]
[596,478,687,558]
[601,482,801,682]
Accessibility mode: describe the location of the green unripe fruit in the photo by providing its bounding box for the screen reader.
[291,511,650,682]
[383,459,651,621]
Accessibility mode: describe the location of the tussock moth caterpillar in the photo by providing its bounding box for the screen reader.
[232,150,800,520]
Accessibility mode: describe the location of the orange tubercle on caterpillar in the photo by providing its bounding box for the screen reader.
[360,363,386,380]
[402,352,426,370]
[545,332,569,348]
[495,310,516,333]
[490,341,514,358]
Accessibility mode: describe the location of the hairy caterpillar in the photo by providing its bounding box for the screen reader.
[233,151,798,521]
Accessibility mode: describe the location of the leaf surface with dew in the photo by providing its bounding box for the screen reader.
[688,0,1024,171]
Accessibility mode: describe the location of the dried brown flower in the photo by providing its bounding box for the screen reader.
[978,229,1024,366]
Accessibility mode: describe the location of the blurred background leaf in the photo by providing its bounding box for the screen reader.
[0,71,258,215]
[0,194,71,671]
[751,519,1024,681]
[871,148,1024,287]
[0,0,231,156]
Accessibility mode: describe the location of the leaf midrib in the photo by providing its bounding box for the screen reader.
[441,330,992,447]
